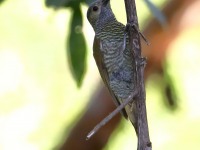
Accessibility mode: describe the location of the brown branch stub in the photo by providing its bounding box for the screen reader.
[124,0,152,150]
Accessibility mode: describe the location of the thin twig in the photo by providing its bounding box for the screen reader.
[86,90,138,140]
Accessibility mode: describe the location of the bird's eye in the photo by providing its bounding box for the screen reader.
[93,6,99,11]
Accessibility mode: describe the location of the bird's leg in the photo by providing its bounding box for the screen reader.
[125,22,150,45]
[132,23,150,45]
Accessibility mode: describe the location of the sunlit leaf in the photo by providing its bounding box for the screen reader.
[144,0,167,27]
[67,4,87,87]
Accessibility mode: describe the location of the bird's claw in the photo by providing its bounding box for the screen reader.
[125,22,150,46]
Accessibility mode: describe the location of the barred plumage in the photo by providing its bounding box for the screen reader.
[87,0,137,132]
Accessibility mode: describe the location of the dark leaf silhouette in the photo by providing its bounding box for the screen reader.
[67,4,87,87]
[144,0,167,27]
[45,0,92,8]
[0,0,5,4]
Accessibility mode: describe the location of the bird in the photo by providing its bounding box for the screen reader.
[87,0,138,135]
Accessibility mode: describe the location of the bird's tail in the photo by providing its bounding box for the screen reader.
[125,101,138,136]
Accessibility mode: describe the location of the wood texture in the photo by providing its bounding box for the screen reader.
[124,0,152,149]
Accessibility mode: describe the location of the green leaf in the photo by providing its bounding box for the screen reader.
[45,0,91,8]
[0,0,5,5]
[45,0,70,8]
[67,4,87,87]
[144,0,167,27]
[85,0,94,5]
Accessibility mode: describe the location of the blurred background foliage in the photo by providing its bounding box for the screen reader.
[0,0,200,150]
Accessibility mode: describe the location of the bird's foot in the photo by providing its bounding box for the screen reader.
[125,22,150,45]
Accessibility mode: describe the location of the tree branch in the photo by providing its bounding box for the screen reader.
[124,0,152,150]
[86,88,138,140]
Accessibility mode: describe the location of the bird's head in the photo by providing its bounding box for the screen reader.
[87,0,115,31]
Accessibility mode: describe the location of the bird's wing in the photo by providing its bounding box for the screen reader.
[93,36,128,118]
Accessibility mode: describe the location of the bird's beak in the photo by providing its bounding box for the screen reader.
[102,0,109,6]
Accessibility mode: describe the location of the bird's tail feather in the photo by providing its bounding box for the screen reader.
[125,101,138,136]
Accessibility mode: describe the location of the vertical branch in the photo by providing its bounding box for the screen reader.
[124,0,152,150]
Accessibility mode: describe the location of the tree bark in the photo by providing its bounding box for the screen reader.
[124,0,152,149]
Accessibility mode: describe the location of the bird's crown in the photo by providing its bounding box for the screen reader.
[87,0,116,31]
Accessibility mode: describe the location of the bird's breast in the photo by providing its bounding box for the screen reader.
[99,39,135,99]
